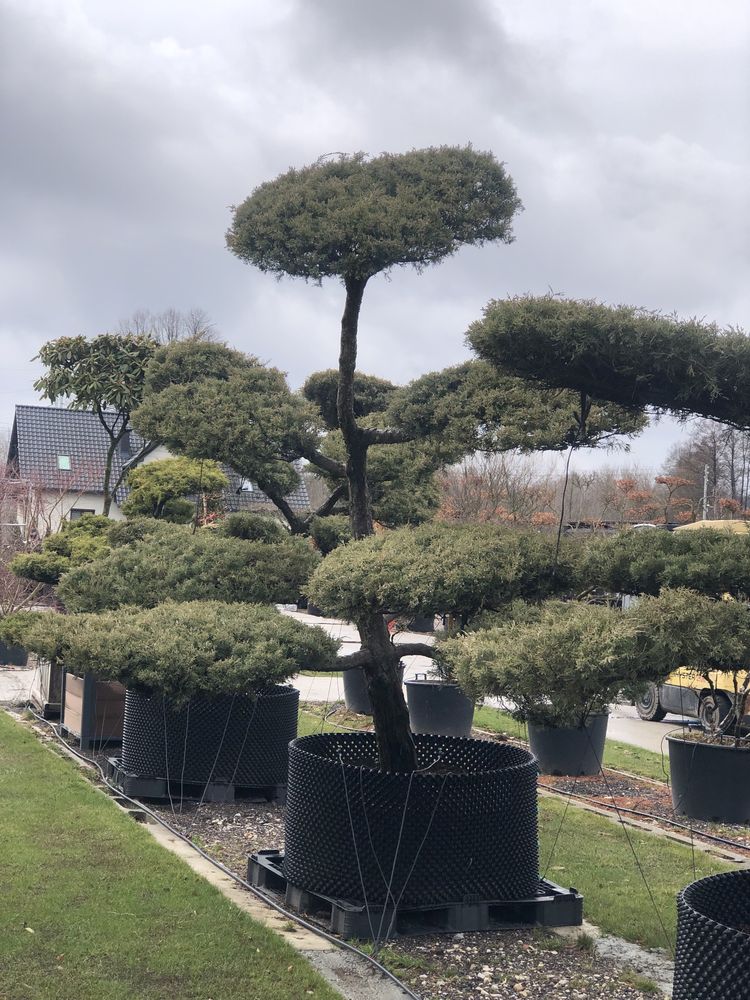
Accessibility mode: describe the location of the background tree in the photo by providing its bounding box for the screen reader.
[121,457,228,524]
[118,307,215,344]
[34,334,157,515]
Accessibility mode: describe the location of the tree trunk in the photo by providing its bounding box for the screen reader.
[102,436,118,517]
[336,275,418,771]
[358,611,417,773]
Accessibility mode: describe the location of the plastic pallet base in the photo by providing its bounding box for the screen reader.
[248,850,583,939]
[105,758,287,804]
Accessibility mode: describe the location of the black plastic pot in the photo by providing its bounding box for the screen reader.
[407,614,435,633]
[405,677,474,737]
[668,735,750,823]
[284,732,539,906]
[121,686,299,787]
[306,602,325,617]
[673,870,750,999]
[0,640,28,667]
[343,664,405,716]
[527,713,608,776]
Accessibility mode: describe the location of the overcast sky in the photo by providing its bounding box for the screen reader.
[2,0,749,474]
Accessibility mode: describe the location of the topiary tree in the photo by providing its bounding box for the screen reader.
[34,333,158,515]
[584,527,750,599]
[121,457,228,523]
[19,601,340,702]
[57,527,320,612]
[439,600,666,729]
[11,514,112,586]
[468,294,750,430]
[308,523,580,768]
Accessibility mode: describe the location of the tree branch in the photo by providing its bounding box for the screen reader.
[361,427,413,446]
[335,649,375,671]
[392,642,436,659]
[298,445,347,479]
[258,485,306,535]
[311,482,348,520]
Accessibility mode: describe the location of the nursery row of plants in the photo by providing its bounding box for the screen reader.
[6,146,750,997]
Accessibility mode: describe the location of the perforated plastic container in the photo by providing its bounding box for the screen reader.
[284,732,539,906]
[674,870,750,999]
[121,686,299,787]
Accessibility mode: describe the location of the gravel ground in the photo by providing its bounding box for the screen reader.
[539,771,750,851]
[385,930,659,999]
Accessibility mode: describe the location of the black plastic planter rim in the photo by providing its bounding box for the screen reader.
[680,870,750,936]
[667,734,750,755]
[290,730,535,777]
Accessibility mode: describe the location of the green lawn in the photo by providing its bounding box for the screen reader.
[0,711,340,1000]
[473,704,670,782]
[539,795,731,950]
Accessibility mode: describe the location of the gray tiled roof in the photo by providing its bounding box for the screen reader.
[8,405,311,513]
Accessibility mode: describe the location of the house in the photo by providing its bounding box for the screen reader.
[4,404,310,537]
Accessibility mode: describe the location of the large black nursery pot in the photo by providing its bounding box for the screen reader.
[121,686,299,787]
[668,734,750,824]
[283,732,539,906]
[0,639,28,667]
[343,664,405,716]
[673,870,750,999]
[405,675,474,738]
[527,713,608,777]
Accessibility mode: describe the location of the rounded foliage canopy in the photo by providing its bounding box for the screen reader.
[438,600,665,727]
[122,457,228,521]
[20,601,339,701]
[57,527,319,612]
[585,527,750,599]
[308,523,579,622]
[134,341,320,498]
[227,146,522,283]
[469,295,750,429]
[11,514,111,585]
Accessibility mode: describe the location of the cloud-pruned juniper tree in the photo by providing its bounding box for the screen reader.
[468,295,750,430]
[134,149,645,770]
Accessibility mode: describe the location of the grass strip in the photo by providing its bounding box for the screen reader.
[539,794,731,950]
[0,711,340,1000]
[473,704,670,781]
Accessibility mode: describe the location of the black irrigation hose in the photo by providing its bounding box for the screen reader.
[23,706,421,1000]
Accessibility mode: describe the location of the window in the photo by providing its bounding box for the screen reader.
[57,455,71,471]
[69,508,95,521]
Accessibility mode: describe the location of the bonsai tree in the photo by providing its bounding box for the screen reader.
[584,526,750,600]
[11,514,112,586]
[630,588,750,745]
[438,600,664,729]
[34,333,158,515]
[217,512,288,543]
[56,525,320,612]
[308,522,581,767]
[121,456,228,523]
[20,600,339,701]
[468,295,750,430]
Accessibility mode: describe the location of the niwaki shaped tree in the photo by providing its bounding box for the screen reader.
[134,149,643,770]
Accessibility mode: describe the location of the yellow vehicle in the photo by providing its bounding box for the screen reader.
[635,669,743,728]
[635,519,750,727]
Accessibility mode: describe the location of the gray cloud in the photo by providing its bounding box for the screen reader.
[1,0,748,476]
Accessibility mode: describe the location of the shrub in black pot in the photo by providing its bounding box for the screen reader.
[441,601,662,776]
[22,601,339,789]
[631,589,750,823]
